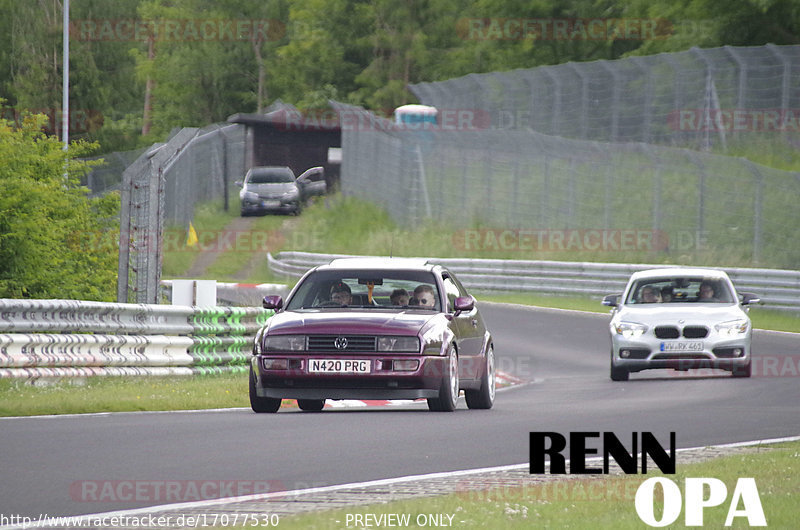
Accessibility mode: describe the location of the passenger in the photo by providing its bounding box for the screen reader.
[411,284,436,308]
[698,281,720,302]
[330,282,352,305]
[640,286,661,304]
[390,288,410,306]
[660,286,674,303]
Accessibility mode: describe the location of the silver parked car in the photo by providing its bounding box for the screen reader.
[603,268,760,381]
[236,166,326,216]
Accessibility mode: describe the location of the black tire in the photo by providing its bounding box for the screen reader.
[249,366,281,413]
[428,345,459,412]
[465,345,495,410]
[297,399,326,411]
[610,352,629,382]
[731,358,752,378]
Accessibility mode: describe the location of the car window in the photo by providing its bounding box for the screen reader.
[442,276,464,313]
[285,269,441,310]
[626,277,734,304]
[247,169,294,184]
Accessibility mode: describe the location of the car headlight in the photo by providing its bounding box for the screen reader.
[614,321,648,338]
[263,334,306,351]
[282,189,299,200]
[715,319,749,336]
[241,191,259,201]
[377,336,419,353]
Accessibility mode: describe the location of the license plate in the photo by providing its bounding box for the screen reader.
[308,359,371,373]
[261,200,280,208]
[660,342,703,352]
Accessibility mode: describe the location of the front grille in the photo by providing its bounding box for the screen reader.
[307,335,377,352]
[655,326,680,339]
[683,326,709,339]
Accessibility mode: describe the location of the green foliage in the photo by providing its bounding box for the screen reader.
[0,111,120,301]
[1,0,798,154]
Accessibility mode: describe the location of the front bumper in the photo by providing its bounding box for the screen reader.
[252,354,447,400]
[611,335,751,372]
[241,198,299,214]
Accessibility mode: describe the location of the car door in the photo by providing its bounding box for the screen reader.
[296,167,327,201]
[442,274,483,380]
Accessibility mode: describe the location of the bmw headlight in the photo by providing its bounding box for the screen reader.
[264,334,306,351]
[715,319,748,336]
[377,336,419,353]
[614,321,648,338]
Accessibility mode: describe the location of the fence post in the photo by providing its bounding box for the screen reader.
[744,160,764,264]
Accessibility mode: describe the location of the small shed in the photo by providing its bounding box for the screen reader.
[227,101,342,190]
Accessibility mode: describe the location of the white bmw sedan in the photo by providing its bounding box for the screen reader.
[603,268,760,381]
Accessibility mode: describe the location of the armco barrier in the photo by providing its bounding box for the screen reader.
[267,252,800,313]
[0,299,273,379]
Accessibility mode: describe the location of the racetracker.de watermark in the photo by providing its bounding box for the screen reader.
[268,108,492,132]
[69,479,285,502]
[1,107,103,134]
[458,17,673,41]
[669,109,800,132]
[69,229,322,253]
[70,19,285,42]
[456,477,639,503]
[667,354,800,379]
[451,229,696,253]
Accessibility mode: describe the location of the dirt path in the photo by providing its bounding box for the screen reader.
[233,217,301,281]
[184,216,256,278]
[184,216,300,281]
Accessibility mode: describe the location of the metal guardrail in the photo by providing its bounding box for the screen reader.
[0,299,273,379]
[267,252,800,313]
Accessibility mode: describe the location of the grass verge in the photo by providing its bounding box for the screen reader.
[0,374,248,417]
[269,441,799,529]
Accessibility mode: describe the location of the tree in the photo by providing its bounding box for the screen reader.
[0,110,119,301]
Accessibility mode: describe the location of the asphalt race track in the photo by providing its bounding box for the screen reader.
[1,303,799,519]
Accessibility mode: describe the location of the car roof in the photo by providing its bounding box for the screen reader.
[247,166,293,175]
[322,257,436,271]
[628,267,731,281]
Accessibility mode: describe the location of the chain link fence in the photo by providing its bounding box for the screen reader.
[117,123,246,304]
[410,45,800,150]
[332,99,800,270]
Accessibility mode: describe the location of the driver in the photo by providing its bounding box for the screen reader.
[330,282,352,305]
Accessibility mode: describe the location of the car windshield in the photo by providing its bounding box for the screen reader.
[625,277,735,304]
[285,269,441,311]
[248,169,294,184]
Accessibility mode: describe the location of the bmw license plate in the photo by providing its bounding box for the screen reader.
[660,342,703,352]
[308,359,371,373]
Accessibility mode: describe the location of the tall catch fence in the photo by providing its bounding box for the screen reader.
[332,97,800,270]
[410,45,800,149]
[118,123,246,304]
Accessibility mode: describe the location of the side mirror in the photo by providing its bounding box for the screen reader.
[453,295,475,315]
[740,292,761,306]
[602,294,619,307]
[262,295,283,310]
[234,180,243,187]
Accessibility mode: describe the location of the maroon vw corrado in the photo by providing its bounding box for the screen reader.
[250,258,495,412]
